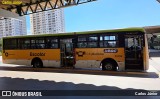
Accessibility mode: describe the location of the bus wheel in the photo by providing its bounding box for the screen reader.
[102,61,115,71]
[33,59,43,68]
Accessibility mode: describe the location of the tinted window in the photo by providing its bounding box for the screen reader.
[100,35,118,48]
[46,37,58,49]
[78,37,87,41]
[77,35,98,48]
[4,39,17,49]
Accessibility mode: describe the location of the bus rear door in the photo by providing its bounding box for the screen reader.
[125,35,144,70]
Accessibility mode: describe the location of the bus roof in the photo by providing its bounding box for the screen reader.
[3,27,145,39]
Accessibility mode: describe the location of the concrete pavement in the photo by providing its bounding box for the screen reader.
[0,56,160,99]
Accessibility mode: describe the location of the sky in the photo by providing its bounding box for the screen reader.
[26,0,160,34]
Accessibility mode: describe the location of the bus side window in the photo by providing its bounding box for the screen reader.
[88,36,98,48]
[77,36,87,48]
[40,44,45,49]
[88,42,97,48]
[100,35,118,48]
[46,40,52,48]
[45,37,58,49]
[77,42,87,48]
[51,43,58,48]
[104,41,109,47]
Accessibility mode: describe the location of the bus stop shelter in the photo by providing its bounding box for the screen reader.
[144,25,160,35]
[0,0,96,16]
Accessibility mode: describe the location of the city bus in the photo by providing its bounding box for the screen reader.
[2,27,149,71]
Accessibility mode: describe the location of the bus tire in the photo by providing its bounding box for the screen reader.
[32,58,43,68]
[102,60,116,71]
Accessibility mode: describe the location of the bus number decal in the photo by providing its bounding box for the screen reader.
[30,52,45,56]
[104,49,118,53]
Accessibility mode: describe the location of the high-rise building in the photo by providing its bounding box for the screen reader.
[30,9,65,35]
[0,17,27,38]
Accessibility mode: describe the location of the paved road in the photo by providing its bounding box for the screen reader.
[150,52,160,73]
[0,56,160,99]
[150,58,160,72]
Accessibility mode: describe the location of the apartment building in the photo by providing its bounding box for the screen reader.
[30,9,65,35]
[0,17,27,37]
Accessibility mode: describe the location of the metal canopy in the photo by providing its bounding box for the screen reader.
[0,0,96,16]
[144,26,160,34]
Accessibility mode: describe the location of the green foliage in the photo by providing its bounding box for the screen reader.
[148,35,160,49]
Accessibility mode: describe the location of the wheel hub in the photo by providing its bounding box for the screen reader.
[105,64,113,70]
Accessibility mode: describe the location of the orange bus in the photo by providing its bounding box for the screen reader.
[2,27,149,71]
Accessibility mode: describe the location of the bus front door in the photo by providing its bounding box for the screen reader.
[60,39,75,68]
[125,35,143,70]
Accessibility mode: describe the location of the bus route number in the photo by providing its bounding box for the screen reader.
[104,49,118,53]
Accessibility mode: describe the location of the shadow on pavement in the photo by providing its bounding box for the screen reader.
[0,77,127,90]
[0,66,159,78]
[0,77,159,99]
